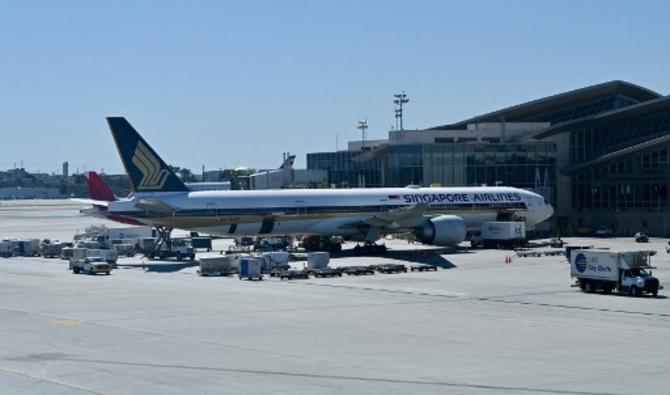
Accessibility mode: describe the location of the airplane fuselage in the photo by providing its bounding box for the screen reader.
[107,186,553,239]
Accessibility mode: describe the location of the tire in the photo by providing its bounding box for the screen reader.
[73,267,80,274]
[602,284,612,295]
[105,271,110,276]
[584,281,594,293]
[652,289,658,297]
[190,255,195,261]
[630,286,640,297]
[176,253,182,261]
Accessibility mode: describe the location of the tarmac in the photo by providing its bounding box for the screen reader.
[1,200,669,395]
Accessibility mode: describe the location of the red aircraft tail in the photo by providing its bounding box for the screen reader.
[87,172,117,202]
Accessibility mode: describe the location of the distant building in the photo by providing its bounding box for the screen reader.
[249,168,327,190]
[0,187,59,199]
[62,161,69,178]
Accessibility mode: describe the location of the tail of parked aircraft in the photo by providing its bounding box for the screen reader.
[106,117,188,193]
[87,171,117,202]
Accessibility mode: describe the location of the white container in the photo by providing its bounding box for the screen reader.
[260,251,289,268]
[307,252,330,269]
[480,221,526,240]
[199,256,236,276]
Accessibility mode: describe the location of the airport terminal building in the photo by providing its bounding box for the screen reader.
[307,81,670,236]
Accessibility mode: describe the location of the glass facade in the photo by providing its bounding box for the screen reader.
[564,101,670,213]
[387,143,556,201]
[571,143,670,211]
[307,151,383,187]
[570,111,670,163]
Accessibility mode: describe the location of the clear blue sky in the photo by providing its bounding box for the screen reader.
[1,0,669,174]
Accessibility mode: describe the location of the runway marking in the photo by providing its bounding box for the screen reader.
[50,319,83,327]
[54,357,629,395]
[0,366,113,395]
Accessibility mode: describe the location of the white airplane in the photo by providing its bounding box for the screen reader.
[96,117,553,247]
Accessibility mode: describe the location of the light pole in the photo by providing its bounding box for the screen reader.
[357,119,368,148]
[393,91,409,131]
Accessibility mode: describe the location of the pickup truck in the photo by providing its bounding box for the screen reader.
[70,257,113,275]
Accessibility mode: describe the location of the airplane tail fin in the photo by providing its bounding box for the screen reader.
[87,171,117,202]
[106,117,188,193]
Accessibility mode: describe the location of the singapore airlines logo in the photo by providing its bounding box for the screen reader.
[132,141,169,190]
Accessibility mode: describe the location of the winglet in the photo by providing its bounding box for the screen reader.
[106,117,188,193]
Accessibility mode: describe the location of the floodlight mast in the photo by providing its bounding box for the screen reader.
[357,119,368,148]
[393,91,410,131]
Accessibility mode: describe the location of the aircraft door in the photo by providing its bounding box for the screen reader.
[295,200,306,216]
[207,202,217,216]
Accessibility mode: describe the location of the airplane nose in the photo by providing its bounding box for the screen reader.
[546,204,554,219]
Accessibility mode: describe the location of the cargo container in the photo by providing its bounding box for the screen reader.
[191,237,213,251]
[0,240,12,258]
[258,251,290,269]
[40,240,66,258]
[570,249,662,296]
[307,252,330,269]
[238,257,263,280]
[198,256,237,276]
[12,239,40,256]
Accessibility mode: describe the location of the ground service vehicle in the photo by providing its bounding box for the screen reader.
[634,232,649,242]
[70,257,113,275]
[147,239,195,261]
[570,249,662,296]
[549,237,564,248]
[480,221,526,249]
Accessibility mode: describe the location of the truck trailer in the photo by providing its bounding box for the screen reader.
[570,249,662,297]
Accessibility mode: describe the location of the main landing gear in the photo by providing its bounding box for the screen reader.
[353,243,388,255]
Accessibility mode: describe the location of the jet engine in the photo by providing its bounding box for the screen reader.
[414,215,466,247]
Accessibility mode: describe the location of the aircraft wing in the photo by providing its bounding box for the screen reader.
[70,198,109,207]
[135,199,177,214]
[341,203,428,230]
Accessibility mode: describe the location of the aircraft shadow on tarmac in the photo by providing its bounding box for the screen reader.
[117,261,199,273]
[333,247,459,269]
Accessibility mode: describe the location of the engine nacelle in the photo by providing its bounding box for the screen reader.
[415,215,466,247]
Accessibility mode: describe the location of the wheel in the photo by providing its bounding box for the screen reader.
[630,286,640,297]
[73,267,80,274]
[176,253,182,261]
[105,271,110,276]
[190,255,195,261]
[584,281,594,293]
[652,289,658,297]
[602,284,612,295]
